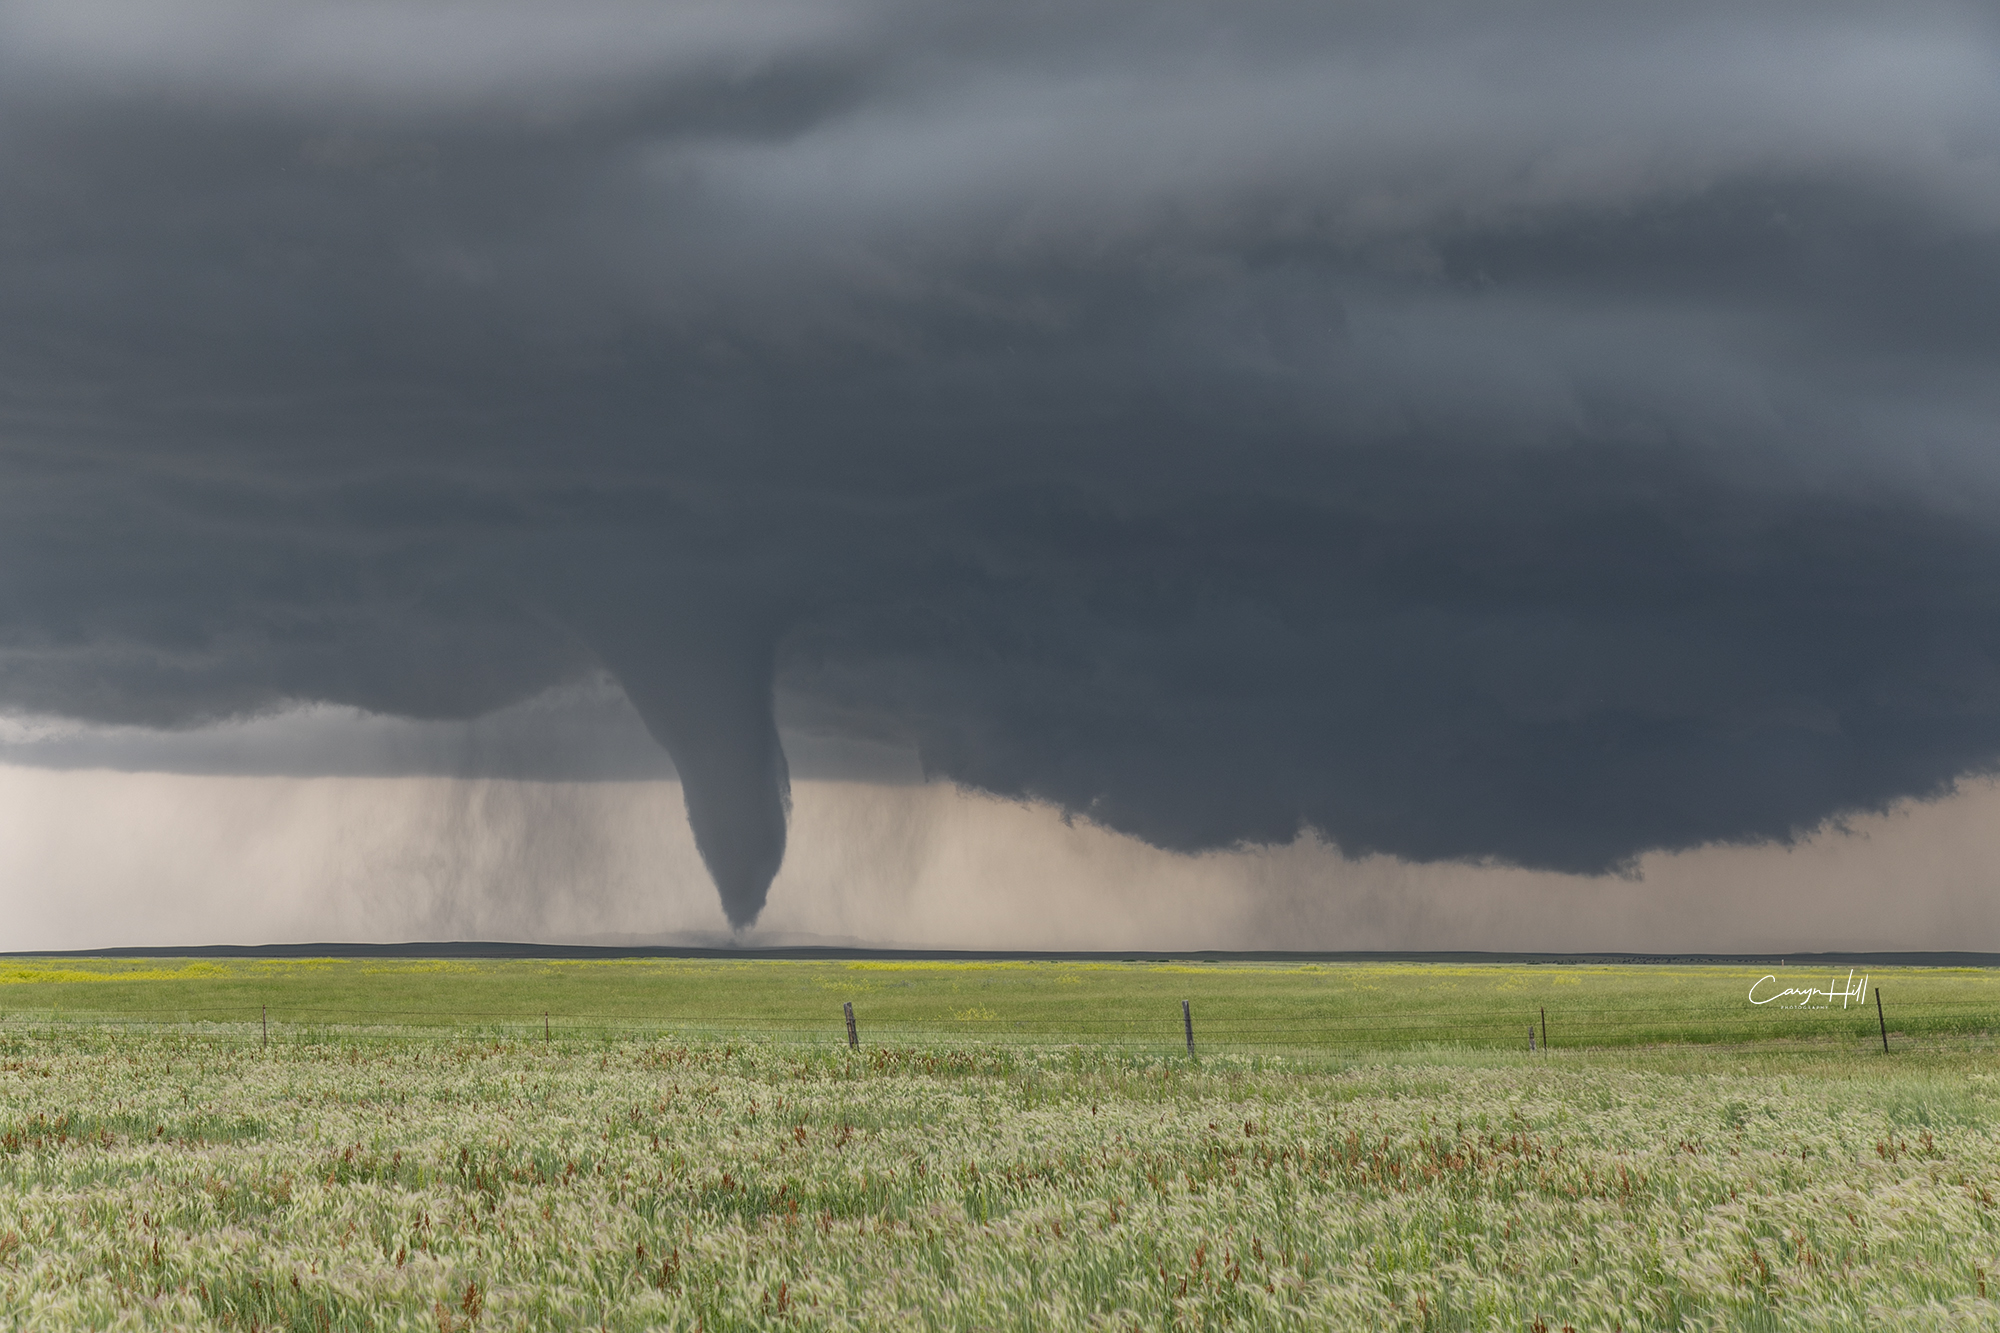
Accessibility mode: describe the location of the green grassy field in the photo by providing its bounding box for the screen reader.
[0,956,1990,1052]
[1,959,1997,1329]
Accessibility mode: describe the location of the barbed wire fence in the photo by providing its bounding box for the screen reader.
[0,990,1993,1055]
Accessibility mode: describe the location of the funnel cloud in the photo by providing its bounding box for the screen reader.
[3,0,2000,928]
[590,613,791,928]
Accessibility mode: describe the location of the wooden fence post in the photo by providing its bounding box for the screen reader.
[1182,1000,1195,1056]
[844,1001,858,1049]
[545,1011,550,1041]
[1876,987,1890,1053]
[1541,1007,1548,1051]
[262,1005,267,1051]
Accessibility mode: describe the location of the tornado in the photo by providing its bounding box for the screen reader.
[592,620,791,931]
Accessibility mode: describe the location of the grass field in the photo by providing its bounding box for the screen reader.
[0,956,1990,1051]
[1,959,1997,1329]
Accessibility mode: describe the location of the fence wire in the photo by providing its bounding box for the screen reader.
[1,995,1992,1053]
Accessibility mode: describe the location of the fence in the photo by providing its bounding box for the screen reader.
[2,988,1990,1054]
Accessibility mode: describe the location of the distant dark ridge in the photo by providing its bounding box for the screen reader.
[6,943,1999,967]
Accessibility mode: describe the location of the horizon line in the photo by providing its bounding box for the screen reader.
[5,942,1996,967]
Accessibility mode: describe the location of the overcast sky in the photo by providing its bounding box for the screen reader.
[3,0,1999,943]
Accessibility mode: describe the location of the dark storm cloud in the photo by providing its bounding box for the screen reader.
[3,0,2000,924]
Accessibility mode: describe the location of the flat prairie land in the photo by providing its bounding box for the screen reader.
[0,956,1989,1050]
[0,960,1997,1329]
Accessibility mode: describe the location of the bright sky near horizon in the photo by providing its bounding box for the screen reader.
[6,757,1996,954]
